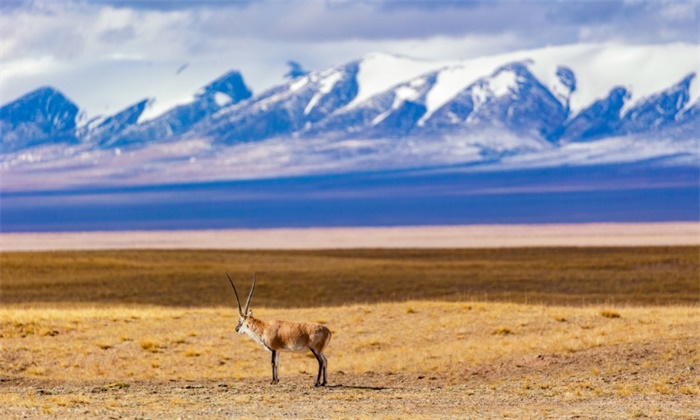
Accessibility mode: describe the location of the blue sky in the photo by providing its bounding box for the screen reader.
[2,0,698,116]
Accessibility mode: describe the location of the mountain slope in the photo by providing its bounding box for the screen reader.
[418,62,570,141]
[200,62,360,144]
[621,74,696,133]
[106,70,253,147]
[79,99,152,146]
[0,87,81,153]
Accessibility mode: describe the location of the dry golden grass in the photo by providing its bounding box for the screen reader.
[1,246,699,418]
[1,302,698,418]
[1,247,698,307]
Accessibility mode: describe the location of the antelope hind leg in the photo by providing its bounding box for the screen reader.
[270,350,280,385]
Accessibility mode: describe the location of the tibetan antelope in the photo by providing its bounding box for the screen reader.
[226,273,332,386]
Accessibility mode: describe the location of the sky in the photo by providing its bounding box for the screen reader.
[1,0,698,118]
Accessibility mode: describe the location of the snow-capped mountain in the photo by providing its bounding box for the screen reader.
[1,43,698,190]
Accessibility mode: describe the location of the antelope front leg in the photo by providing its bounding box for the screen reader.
[270,350,280,384]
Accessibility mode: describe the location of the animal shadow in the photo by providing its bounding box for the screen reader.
[325,384,393,391]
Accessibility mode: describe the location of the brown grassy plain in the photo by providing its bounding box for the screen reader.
[1,247,699,418]
[2,247,699,307]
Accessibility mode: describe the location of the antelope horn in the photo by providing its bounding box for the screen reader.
[244,273,256,316]
[226,272,244,317]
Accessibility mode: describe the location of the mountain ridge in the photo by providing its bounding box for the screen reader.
[1,43,698,190]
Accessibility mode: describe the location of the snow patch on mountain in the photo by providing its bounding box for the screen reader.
[304,70,344,115]
[137,94,195,124]
[469,68,520,114]
[418,57,512,124]
[214,92,233,107]
[345,52,449,110]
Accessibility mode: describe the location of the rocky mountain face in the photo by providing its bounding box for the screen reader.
[0,87,81,153]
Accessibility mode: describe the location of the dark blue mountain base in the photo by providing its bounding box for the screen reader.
[2,164,697,232]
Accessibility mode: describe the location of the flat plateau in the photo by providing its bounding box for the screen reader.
[2,222,698,251]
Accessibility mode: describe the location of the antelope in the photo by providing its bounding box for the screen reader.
[226,273,332,386]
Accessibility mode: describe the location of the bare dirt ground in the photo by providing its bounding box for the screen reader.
[2,340,698,419]
[2,222,699,251]
[3,361,698,420]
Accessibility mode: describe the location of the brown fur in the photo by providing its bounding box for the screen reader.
[246,318,331,352]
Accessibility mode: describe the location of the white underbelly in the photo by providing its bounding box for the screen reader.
[282,342,308,352]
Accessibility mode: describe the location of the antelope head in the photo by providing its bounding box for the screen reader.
[226,272,256,335]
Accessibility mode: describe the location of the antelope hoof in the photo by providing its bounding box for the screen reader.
[270,379,279,385]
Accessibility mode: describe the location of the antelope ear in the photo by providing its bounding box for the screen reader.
[247,310,253,317]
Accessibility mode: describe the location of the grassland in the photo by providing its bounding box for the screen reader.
[1,247,699,418]
[2,247,699,307]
